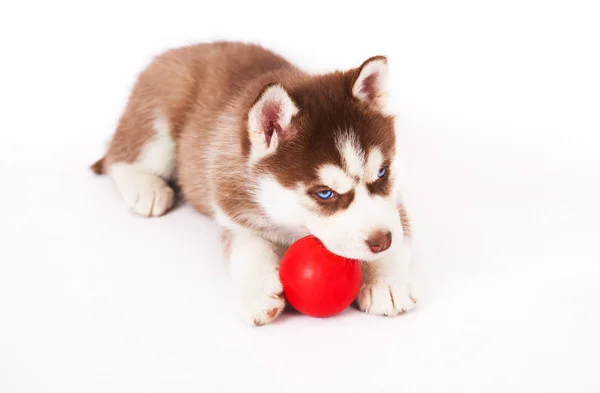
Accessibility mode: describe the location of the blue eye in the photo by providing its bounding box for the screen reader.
[377,168,387,178]
[316,190,335,200]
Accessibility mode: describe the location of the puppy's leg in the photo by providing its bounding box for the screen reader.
[356,203,418,316]
[356,238,417,316]
[92,49,198,217]
[99,110,176,218]
[228,228,285,326]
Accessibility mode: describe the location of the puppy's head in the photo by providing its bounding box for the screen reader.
[247,56,401,261]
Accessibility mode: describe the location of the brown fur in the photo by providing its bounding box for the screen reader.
[94,41,402,243]
[398,202,412,238]
[90,157,105,174]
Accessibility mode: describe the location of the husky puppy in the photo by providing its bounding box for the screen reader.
[92,42,416,325]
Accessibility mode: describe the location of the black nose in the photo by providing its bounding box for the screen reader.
[366,231,392,253]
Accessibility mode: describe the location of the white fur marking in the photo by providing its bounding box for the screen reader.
[136,111,176,179]
[336,132,365,177]
[365,147,384,183]
[318,165,354,194]
[255,177,311,244]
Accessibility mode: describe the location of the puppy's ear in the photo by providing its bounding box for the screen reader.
[247,83,298,163]
[352,56,391,115]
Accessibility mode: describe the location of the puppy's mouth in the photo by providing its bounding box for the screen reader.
[358,247,393,262]
[316,239,390,262]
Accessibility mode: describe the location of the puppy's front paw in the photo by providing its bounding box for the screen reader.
[356,279,417,316]
[235,267,285,326]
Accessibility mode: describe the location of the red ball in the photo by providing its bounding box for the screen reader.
[279,235,362,318]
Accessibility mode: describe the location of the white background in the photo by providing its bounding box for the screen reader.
[1,1,599,392]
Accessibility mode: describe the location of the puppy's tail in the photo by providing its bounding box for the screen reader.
[90,156,106,175]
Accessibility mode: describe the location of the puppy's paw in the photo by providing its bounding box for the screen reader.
[235,267,285,326]
[123,175,174,217]
[356,279,417,316]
